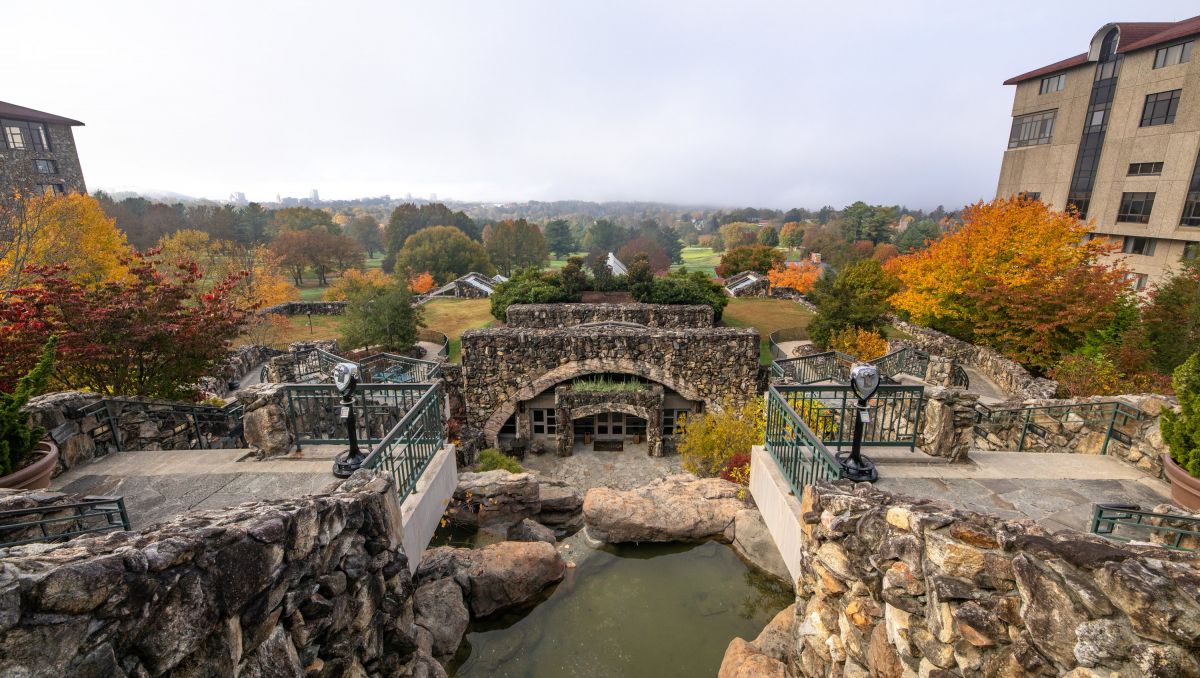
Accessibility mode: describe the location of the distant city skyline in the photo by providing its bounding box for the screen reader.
[7,1,1199,209]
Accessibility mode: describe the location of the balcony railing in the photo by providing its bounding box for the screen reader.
[1090,503,1200,552]
[80,398,244,452]
[974,400,1146,454]
[0,496,131,548]
[764,386,842,495]
[362,383,445,497]
[774,384,924,451]
[284,382,435,448]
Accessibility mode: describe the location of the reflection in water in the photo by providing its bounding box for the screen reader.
[447,541,792,678]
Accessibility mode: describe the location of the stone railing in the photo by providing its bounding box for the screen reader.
[887,318,1058,400]
[786,481,1200,677]
[505,303,714,329]
[0,472,439,677]
[258,300,348,316]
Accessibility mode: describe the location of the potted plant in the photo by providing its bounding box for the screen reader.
[1162,353,1200,510]
[0,339,58,490]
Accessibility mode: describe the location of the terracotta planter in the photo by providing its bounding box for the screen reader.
[1163,453,1200,511]
[0,440,59,490]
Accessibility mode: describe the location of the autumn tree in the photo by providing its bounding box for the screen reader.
[779,222,805,248]
[1,192,130,291]
[269,230,312,286]
[1142,260,1200,374]
[807,259,898,347]
[409,272,437,294]
[636,219,684,264]
[484,219,549,276]
[323,268,393,301]
[894,218,941,253]
[887,197,1127,371]
[757,225,779,247]
[272,206,336,235]
[347,215,383,258]
[618,236,670,273]
[385,203,480,258]
[544,219,577,257]
[718,222,759,249]
[0,253,251,398]
[767,260,821,293]
[397,226,495,284]
[716,245,785,277]
[339,277,424,352]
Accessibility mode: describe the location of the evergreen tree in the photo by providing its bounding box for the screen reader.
[544,219,577,257]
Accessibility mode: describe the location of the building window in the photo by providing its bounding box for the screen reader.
[1127,162,1163,176]
[1116,192,1155,223]
[1140,90,1181,127]
[34,159,56,174]
[531,409,557,436]
[37,183,64,196]
[1008,110,1056,148]
[1039,73,1065,94]
[3,122,28,149]
[1126,273,1149,291]
[1018,191,1041,201]
[1183,198,1200,227]
[30,122,50,151]
[1154,40,1194,69]
[1122,236,1156,256]
[498,415,517,437]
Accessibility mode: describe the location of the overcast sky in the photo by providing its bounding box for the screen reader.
[6,1,1197,209]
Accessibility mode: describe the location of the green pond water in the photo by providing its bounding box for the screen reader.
[446,540,792,678]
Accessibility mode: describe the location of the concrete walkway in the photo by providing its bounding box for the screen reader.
[873,450,1171,535]
[960,366,1008,404]
[52,449,338,530]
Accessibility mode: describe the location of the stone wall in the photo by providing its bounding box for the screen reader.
[888,318,1058,400]
[505,303,714,328]
[459,324,760,441]
[975,394,1174,478]
[23,392,245,476]
[786,481,1200,677]
[258,301,348,316]
[199,344,286,397]
[0,472,435,677]
[918,387,979,462]
[0,122,87,195]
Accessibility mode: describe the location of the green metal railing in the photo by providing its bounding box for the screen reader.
[81,399,244,452]
[772,351,855,384]
[362,383,445,496]
[768,327,811,362]
[775,384,924,451]
[285,383,434,448]
[974,401,1147,455]
[1090,504,1200,552]
[359,352,442,383]
[871,347,929,383]
[0,496,131,547]
[950,364,970,389]
[764,386,842,495]
[417,329,451,361]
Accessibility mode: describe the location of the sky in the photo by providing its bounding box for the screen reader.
[4,1,1198,209]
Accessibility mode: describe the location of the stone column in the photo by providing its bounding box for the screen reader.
[236,383,294,458]
[924,355,954,387]
[918,386,978,462]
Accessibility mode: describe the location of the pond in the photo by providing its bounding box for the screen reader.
[446,540,792,677]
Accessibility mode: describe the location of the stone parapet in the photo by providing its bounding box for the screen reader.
[787,481,1200,677]
[919,387,979,462]
[0,471,426,677]
[258,301,348,316]
[505,303,714,328]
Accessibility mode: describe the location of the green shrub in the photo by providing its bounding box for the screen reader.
[1162,353,1200,478]
[1,338,56,477]
[477,447,523,473]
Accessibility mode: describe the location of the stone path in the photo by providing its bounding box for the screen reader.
[520,443,683,493]
[774,340,812,358]
[52,448,338,530]
[873,450,1171,535]
[960,366,1008,403]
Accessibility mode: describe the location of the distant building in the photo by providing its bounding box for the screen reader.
[998,15,1200,288]
[229,191,247,205]
[309,189,320,202]
[0,100,87,196]
[606,252,628,276]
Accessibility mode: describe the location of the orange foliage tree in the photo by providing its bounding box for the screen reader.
[409,272,436,294]
[887,196,1128,371]
[767,260,821,293]
[324,268,393,301]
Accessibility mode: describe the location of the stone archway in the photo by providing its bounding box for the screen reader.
[481,357,717,443]
[557,391,664,457]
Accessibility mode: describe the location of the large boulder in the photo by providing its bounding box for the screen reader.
[450,471,541,530]
[731,508,790,583]
[582,474,744,543]
[534,478,584,534]
[718,638,786,678]
[413,578,469,659]
[752,603,796,662]
[507,518,556,544]
[416,541,566,618]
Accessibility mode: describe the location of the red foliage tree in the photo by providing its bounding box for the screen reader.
[0,251,253,398]
[716,245,785,277]
[618,236,670,273]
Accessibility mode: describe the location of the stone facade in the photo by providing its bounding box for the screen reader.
[554,385,665,456]
[505,303,714,328]
[0,117,87,196]
[0,472,431,677]
[258,301,348,317]
[784,481,1200,677]
[23,391,245,476]
[975,394,1175,478]
[458,322,760,444]
[888,318,1058,400]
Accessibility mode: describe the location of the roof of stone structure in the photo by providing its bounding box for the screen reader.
[0,100,85,126]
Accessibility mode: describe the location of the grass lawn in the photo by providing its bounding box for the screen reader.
[421,299,496,362]
[675,247,721,276]
[547,252,588,270]
[722,298,815,364]
[364,254,385,269]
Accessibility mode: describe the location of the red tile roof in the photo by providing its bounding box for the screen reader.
[1004,15,1200,85]
[0,101,84,126]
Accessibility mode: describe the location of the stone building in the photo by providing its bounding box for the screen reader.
[998,15,1200,286]
[0,100,87,196]
[453,303,761,456]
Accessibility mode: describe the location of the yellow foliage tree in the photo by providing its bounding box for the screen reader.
[827,326,889,360]
[767,260,821,293]
[676,399,764,477]
[0,192,130,289]
[158,231,295,309]
[324,268,394,301]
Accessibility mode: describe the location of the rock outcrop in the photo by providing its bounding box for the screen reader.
[534,478,584,534]
[583,474,744,543]
[508,518,556,544]
[449,470,542,530]
[718,638,787,678]
[413,577,469,660]
[730,508,791,583]
[415,541,566,618]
